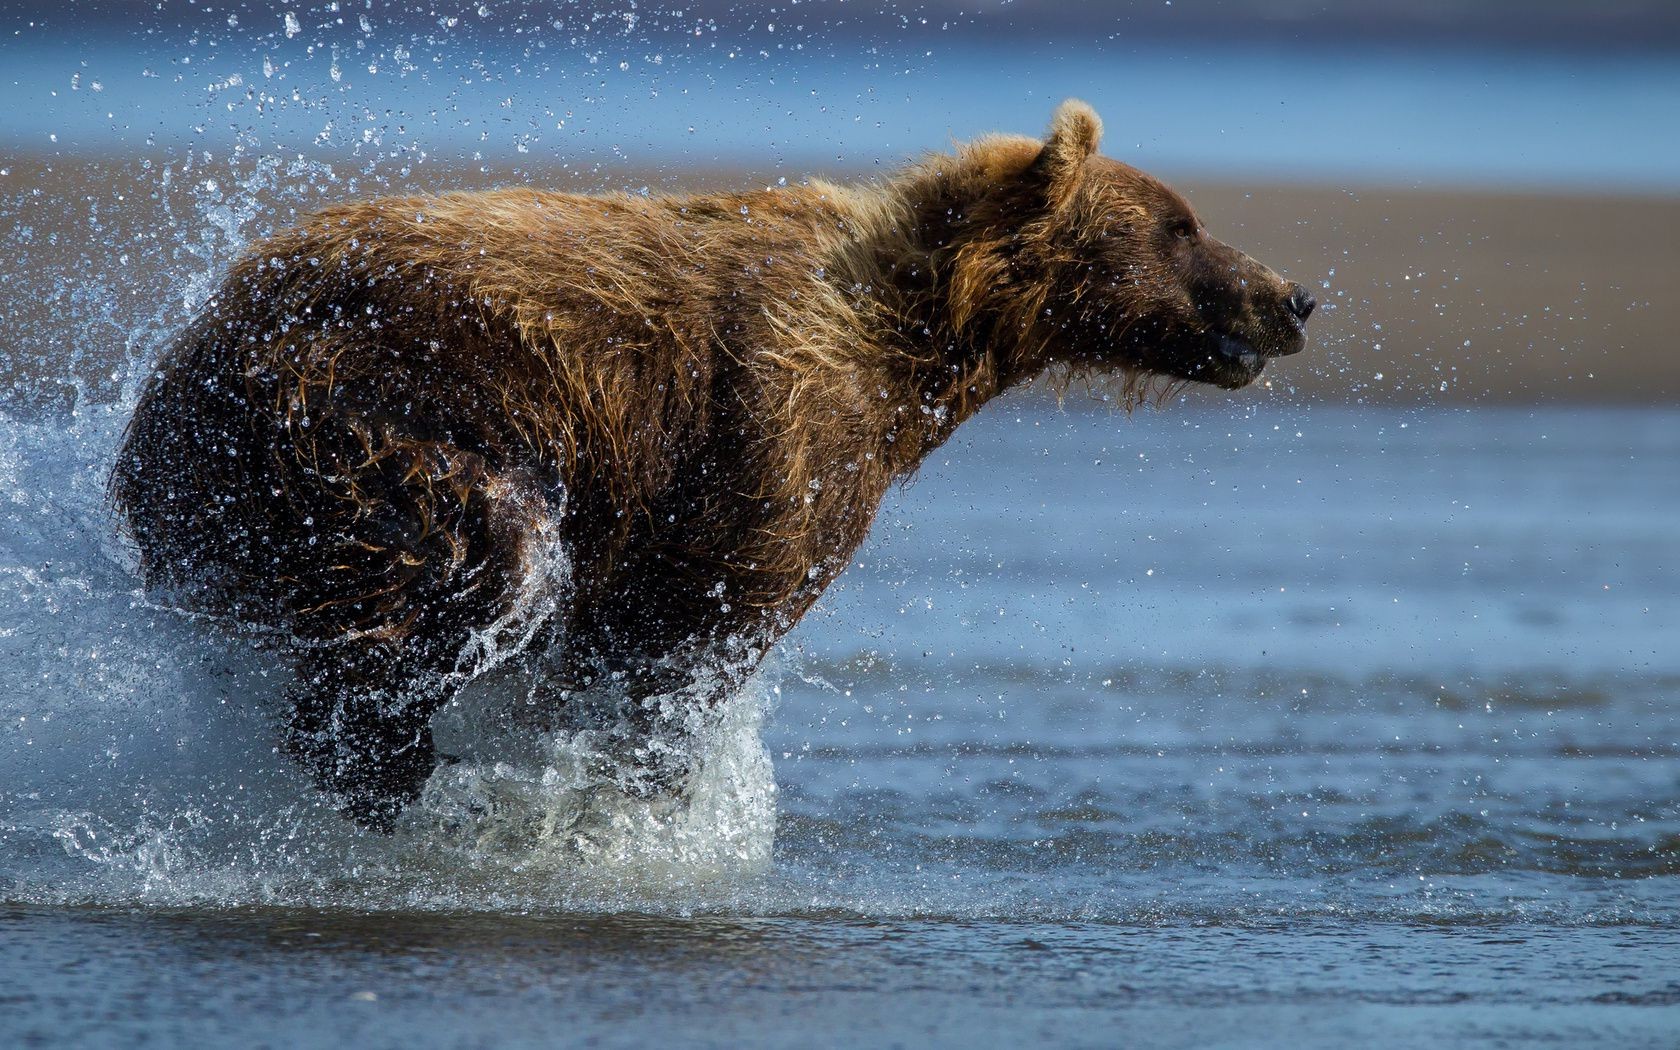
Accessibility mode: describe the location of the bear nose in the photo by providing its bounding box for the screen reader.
[1286,284,1316,322]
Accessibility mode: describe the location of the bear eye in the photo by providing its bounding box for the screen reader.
[1170,219,1198,241]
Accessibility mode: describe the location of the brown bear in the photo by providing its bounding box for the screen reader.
[110,100,1314,829]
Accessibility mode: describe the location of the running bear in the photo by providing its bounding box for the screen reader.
[111,101,1315,828]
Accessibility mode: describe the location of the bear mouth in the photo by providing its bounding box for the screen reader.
[1194,324,1308,390]
[1201,333,1270,389]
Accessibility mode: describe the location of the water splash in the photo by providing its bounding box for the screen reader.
[0,389,778,910]
[0,155,780,914]
[423,669,777,881]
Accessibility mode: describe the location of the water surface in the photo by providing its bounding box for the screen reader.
[2,402,1676,1046]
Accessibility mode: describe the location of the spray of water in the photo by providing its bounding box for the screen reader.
[0,158,780,914]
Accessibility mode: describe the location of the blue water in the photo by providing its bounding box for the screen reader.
[2,398,1677,1046]
[5,25,1679,191]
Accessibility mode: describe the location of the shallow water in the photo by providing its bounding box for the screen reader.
[1,399,1677,1045]
[5,909,1678,1049]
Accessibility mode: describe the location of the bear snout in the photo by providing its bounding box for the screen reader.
[1259,280,1313,358]
[1286,284,1316,323]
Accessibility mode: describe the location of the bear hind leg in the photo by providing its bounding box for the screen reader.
[278,456,564,831]
[282,647,448,832]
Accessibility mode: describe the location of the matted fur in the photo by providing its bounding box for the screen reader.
[110,100,1310,826]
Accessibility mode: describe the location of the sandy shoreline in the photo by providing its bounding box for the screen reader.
[1181,180,1680,405]
[2,157,1676,407]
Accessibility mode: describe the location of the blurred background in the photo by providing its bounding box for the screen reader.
[2,0,1678,407]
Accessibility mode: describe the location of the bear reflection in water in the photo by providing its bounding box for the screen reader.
[110,100,1314,829]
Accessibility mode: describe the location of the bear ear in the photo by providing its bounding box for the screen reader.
[1038,98,1103,197]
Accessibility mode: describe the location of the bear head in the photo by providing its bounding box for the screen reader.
[945,100,1315,391]
[1038,99,1314,388]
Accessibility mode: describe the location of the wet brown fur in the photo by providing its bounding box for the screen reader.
[110,101,1310,827]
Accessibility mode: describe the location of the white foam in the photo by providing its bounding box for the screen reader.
[422,667,779,885]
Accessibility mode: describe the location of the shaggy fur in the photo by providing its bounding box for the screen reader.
[111,100,1312,828]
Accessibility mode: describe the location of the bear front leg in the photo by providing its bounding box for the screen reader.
[282,649,446,832]
[563,639,759,798]
[603,665,713,798]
